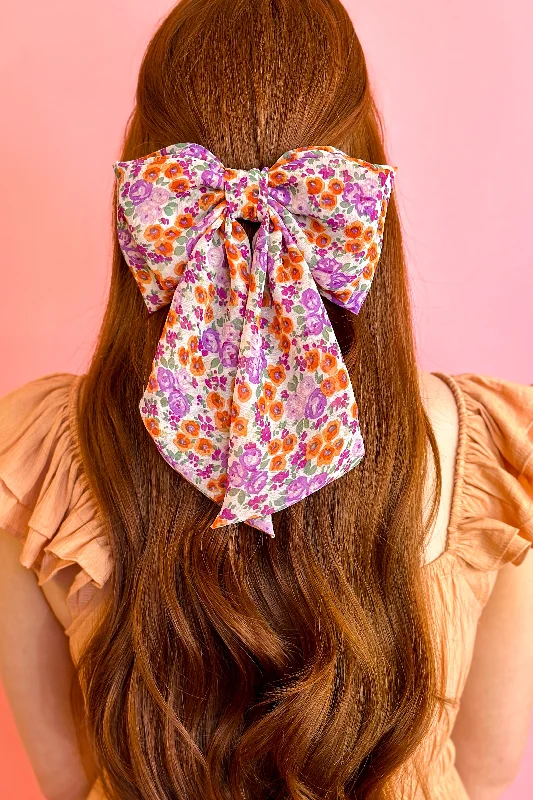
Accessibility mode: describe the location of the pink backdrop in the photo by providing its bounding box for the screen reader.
[0,0,531,797]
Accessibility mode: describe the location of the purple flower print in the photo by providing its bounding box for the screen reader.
[343,182,378,221]
[345,290,368,315]
[137,202,160,225]
[118,228,132,248]
[245,470,268,494]
[125,250,147,270]
[201,167,224,190]
[245,349,267,384]
[168,388,190,419]
[221,341,239,368]
[301,287,321,312]
[157,367,175,391]
[240,443,262,470]
[305,387,327,420]
[286,475,309,503]
[151,187,171,205]
[308,472,329,493]
[269,185,291,205]
[285,375,315,421]
[130,179,153,206]
[229,459,247,488]
[201,328,220,354]
[304,314,324,336]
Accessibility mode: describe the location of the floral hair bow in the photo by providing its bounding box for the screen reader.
[113,143,396,537]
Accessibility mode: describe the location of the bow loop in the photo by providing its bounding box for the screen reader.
[113,143,396,536]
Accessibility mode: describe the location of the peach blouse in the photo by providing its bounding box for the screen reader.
[0,371,532,799]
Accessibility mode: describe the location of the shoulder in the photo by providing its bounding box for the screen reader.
[421,368,533,572]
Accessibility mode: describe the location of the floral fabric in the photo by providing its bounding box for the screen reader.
[113,143,396,536]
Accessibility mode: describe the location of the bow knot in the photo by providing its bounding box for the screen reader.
[224,166,269,223]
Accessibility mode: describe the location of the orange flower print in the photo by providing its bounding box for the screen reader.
[223,168,238,181]
[188,335,199,353]
[344,239,364,255]
[335,369,349,391]
[332,437,344,454]
[289,264,304,281]
[306,434,323,460]
[377,218,384,236]
[229,289,239,307]
[306,350,320,371]
[207,391,225,410]
[345,220,364,239]
[225,241,241,264]
[230,404,240,422]
[154,240,174,258]
[268,364,286,385]
[174,432,192,452]
[204,305,214,323]
[319,192,337,211]
[176,213,193,229]
[258,395,268,415]
[181,419,200,437]
[148,372,158,392]
[269,400,284,422]
[269,317,282,337]
[270,454,286,472]
[263,382,276,402]
[166,309,177,327]
[320,376,336,397]
[276,265,291,283]
[143,165,161,182]
[351,401,359,419]
[135,268,152,284]
[169,178,191,194]
[273,301,284,317]
[306,175,324,195]
[144,224,162,242]
[178,347,189,366]
[280,334,291,354]
[195,438,215,457]
[145,417,160,437]
[231,220,247,242]
[269,168,289,186]
[362,263,374,280]
[304,229,315,244]
[233,417,248,437]
[164,162,183,179]
[328,177,344,195]
[282,434,297,452]
[287,245,304,265]
[362,226,375,244]
[367,243,378,261]
[268,439,282,455]
[190,355,205,376]
[320,352,337,373]
[323,419,341,442]
[237,383,252,402]
[164,226,181,241]
[217,473,229,491]
[315,233,332,248]
[174,260,187,277]
[194,286,208,304]
[280,316,294,335]
[317,444,336,466]
[309,219,326,233]
[215,410,230,431]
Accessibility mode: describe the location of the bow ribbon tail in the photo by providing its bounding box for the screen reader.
[211,215,276,536]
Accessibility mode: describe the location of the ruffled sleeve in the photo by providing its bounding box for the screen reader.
[435,372,533,570]
[0,373,111,636]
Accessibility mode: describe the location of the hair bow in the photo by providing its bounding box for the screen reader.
[113,143,396,537]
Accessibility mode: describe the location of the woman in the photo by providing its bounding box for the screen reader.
[0,1,532,798]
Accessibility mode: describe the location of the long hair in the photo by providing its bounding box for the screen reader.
[72,1,447,797]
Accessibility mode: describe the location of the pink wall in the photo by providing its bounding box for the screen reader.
[0,0,531,797]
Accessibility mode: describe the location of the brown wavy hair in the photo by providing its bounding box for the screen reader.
[72,0,448,797]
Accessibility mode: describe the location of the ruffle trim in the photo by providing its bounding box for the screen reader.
[0,373,111,630]
[433,372,533,571]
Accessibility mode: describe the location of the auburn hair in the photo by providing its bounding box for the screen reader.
[72,0,449,797]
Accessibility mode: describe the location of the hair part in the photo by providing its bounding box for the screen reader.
[72,1,450,797]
